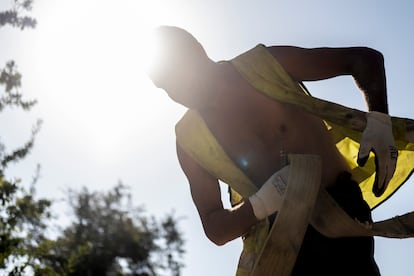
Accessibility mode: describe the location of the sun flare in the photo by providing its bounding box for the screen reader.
[29,0,182,156]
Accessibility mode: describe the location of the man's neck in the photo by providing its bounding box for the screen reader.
[193,61,236,113]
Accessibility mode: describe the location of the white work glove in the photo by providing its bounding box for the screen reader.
[249,165,289,220]
[357,111,398,197]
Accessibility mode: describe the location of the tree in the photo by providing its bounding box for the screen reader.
[37,184,185,276]
[0,0,36,30]
[0,0,37,111]
[0,1,52,274]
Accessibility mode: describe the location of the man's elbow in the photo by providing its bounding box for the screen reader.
[205,229,229,246]
[351,47,385,72]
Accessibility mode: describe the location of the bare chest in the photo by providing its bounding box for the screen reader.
[202,89,300,185]
[198,63,349,188]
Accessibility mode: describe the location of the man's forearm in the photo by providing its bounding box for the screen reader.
[202,200,258,246]
[359,87,388,113]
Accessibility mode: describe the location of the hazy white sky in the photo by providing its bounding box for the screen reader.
[1,0,414,275]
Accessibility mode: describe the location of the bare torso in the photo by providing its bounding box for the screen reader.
[200,61,350,189]
[169,44,388,245]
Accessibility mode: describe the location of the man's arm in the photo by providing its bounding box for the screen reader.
[269,46,396,196]
[176,143,257,245]
[268,45,388,112]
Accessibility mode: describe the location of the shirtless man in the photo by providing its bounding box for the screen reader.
[148,26,396,275]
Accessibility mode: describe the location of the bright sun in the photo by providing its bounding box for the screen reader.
[29,0,183,157]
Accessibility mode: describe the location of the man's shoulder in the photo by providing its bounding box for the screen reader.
[175,110,209,147]
[231,43,270,63]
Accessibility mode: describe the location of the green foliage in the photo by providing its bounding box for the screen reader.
[0,61,37,112]
[0,0,38,113]
[0,0,37,30]
[37,184,185,276]
[0,165,52,274]
[0,1,53,274]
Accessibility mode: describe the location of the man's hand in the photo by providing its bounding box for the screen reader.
[249,165,289,220]
[358,111,398,197]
